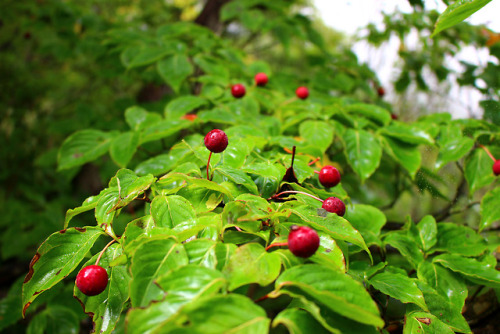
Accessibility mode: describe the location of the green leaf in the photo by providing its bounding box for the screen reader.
[380,123,434,145]
[140,119,191,144]
[435,124,474,169]
[134,140,194,176]
[432,223,487,256]
[0,277,23,331]
[157,53,194,93]
[164,173,233,199]
[479,186,500,231]
[383,232,424,269]
[310,235,346,273]
[125,106,162,131]
[272,308,331,334]
[299,120,334,154]
[156,264,226,299]
[22,227,105,316]
[150,195,197,228]
[381,136,421,178]
[290,205,370,257]
[242,162,286,199]
[160,294,270,333]
[177,185,223,214]
[125,45,172,68]
[129,237,188,307]
[403,311,454,334]
[433,254,500,289]
[465,148,496,195]
[74,244,130,334]
[432,0,492,37]
[164,96,207,120]
[58,130,114,170]
[224,243,281,290]
[95,187,119,228]
[27,305,79,334]
[345,103,391,125]
[110,169,155,211]
[369,272,427,310]
[214,166,259,195]
[343,129,382,182]
[417,215,437,252]
[275,264,384,328]
[417,261,467,311]
[110,131,140,167]
[344,204,386,246]
[64,194,101,228]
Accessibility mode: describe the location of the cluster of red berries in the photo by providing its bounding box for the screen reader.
[231,73,309,100]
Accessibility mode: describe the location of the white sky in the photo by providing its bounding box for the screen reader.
[314,0,500,118]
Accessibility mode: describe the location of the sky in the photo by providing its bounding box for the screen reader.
[313,0,500,118]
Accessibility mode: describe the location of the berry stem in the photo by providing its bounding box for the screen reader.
[206,151,213,180]
[314,170,320,174]
[95,239,116,266]
[265,242,288,251]
[308,157,320,166]
[479,144,496,161]
[270,190,323,203]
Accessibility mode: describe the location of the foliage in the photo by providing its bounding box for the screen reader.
[2,0,500,333]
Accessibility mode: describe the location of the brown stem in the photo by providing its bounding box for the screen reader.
[290,146,296,168]
[207,151,213,180]
[308,157,320,166]
[95,239,116,266]
[479,144,496,161]
[270,190,323,203]
[265,242,288,251]
[314,170,320,174]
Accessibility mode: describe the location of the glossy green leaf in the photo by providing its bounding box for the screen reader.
[403,311,454,334]
[369,272,427,310]
[64,194,101,228]
[299,120,334,153]
[157,53,193,93]
[184,239,218,268]
[214,166,259,195]
[0,277,23,331]
[417,215,437,252]
[344,204,386,246]
[125,106,162,131]
[381,136,421,178]
[479,186,500,231]
[224,243,281,290]
[383,232,424,269]
[110,169,155,210]
[58,130,114,170]
[150,195,197,228]
[74,244,130,334]
[129,237,188,307]
[432,223,487,256]
[291,205,370,256]
[26,305,79,334]
[125,45,171,68]
[164,96,207,120]
[160,294,269,333]
[465,148,496,194]
[310,235,346,273]
[243,162,286,199]
[165,173,233,198]
[110,131,139,167]
[433,254,500,289]
[345,103,391,125]
[343,129,382,182]
[275,264,384,328]
[381,123,434,145]
[432,0,492,37]
[435,124,474,169]
[272,308,330,334]
[417,261,467,311]
[22,227,105,316]
[416,281,470,333]
[121,215,156,251]
[95,187,119,228]
[135,141,195,176]
[177,185,223,214]
[140,119,191,144]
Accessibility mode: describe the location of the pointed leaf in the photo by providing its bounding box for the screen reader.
[381,136,421,178]
[164,96,207,120]
[157,53,193,93]
[299,120,334,154]
[432,0,492,37]
[369,272,427,310]
[433,223,487,256]
[58,130,114,170]
[150,195,197,228]
[479,186,500,231]
[110,131,140,167]
[343,129,382,181]
[465,148,495,194]
[272,308,331,334]
[403,311,454,334]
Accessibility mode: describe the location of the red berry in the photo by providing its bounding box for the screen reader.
[288,225,320,258]
[204,129,228,153]
[391,114,398,120]
[254,73,268,86]
[231,84,246,98]
[322,197,346,216]
[493,160,500,176]
[377,86,385,97]
[319,165,341,188]
[76,265,108,296]
[296,86,309,99]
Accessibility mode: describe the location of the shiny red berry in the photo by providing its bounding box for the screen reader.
[493,160,500,176]
[296,86,309,99]
[76,265,108,296]
[391,114,398,120]
[254,73,268,86]
[231,84,246,98]
[377,86,385,97]
[322,197,346,216]
[288,225,320,258]
[204,129,228,153]
[319,165,341,188]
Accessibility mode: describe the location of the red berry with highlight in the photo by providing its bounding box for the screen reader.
[288,225,320,258]
[322,197,346,216]
[231,84,246,98]
[493,160,500,176]
[255,73,268,86]
[204,129,228,153]
[76,265,108,296]
[296,86,309,99]
[319,165,341,188]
